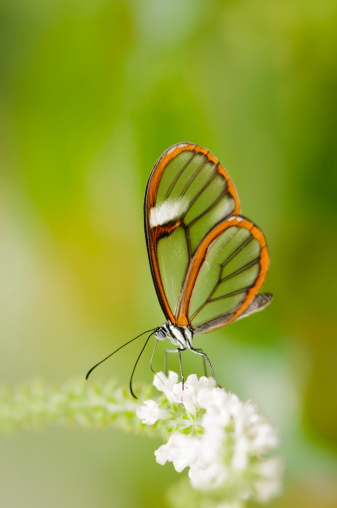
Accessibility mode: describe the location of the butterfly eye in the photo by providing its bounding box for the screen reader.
[155,328,166,340]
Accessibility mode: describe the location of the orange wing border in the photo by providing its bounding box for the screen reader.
[175,215,270,329]
[144,142,241,322]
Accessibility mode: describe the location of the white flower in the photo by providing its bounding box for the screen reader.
[136,400,170,425]
[153,371,179,403]
[155,432,199,472]
[136,371,283,504]
[253,457,284,502]
[231,434,249,472]
[190,460,228,490]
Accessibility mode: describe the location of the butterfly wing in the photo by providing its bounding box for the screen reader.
[234,292,273,322]
[144,143,241,322]
[175,215,271,333]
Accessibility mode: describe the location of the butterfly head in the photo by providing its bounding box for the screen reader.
[154,326,167,341]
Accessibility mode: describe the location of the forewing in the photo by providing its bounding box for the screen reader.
[175,215,270,332]
[144,143,240,322]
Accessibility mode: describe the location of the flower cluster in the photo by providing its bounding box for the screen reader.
[136,372,283,505]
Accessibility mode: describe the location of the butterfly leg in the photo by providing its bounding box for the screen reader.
[164,347,186,389]
[190,347,221,388]
[150,339,159,374]
[178,348,184,390]
[191,347,207,377]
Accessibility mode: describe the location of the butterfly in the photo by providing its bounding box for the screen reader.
[87,142,272,397]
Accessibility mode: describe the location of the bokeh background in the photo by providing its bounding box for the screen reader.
[1,0,337,507]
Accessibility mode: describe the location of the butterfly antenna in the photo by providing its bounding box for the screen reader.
[85,328,156,380]
[129,331,155,399]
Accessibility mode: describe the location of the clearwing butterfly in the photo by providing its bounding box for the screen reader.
[87,142,272,397]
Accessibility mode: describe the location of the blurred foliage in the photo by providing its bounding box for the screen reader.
[0,0,337,507]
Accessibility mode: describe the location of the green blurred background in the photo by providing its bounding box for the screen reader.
[1,0,337,506]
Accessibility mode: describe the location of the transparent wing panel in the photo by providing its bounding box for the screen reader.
[188,226,251,316]
[184,174,226,224]
[157,228,189,313]
[188,193,236,256]
[191,293,248,326]
[212,263,260,299]
[155,151,196,204]
[220,238,261,279]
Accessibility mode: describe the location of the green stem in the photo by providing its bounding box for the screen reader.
[0,379,155,436]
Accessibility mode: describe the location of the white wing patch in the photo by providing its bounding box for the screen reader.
[150,200,188,227]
